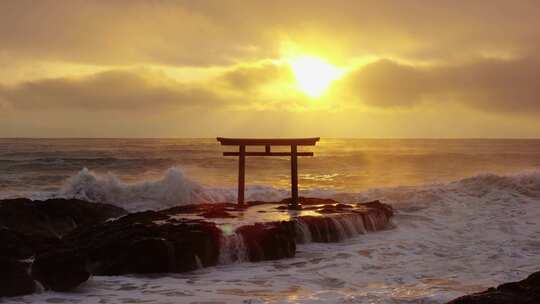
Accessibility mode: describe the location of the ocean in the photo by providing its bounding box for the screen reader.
[2,138,540,303]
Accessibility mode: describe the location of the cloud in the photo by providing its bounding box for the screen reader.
[1,1,540,66]
[0,62,299,112]
[339,57,540,114]
[0,70,225,111]
[217,61,294,92]
[0,1,277,66]
[2,55,540,116]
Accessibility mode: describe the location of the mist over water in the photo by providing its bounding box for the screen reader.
[2,138,540,303]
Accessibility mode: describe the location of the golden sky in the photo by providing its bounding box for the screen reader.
[1,0,540,137]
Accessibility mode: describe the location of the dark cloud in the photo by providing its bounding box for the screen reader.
[0,70,224,111]
[1,1,540,66]
[3,57,539,115]
[0,62,300,112]
[217,62,293,92]
[0,1,277,66]
[339,57,540,113]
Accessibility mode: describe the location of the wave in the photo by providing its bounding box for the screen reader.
[59,167,215,211]
[2,157,175,169]
[12,166,540,304]
[58,167,289,211]
[54,167,540,212]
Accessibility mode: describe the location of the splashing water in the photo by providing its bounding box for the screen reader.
[3,139,540,303]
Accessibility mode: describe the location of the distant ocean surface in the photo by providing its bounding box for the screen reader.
[3,138,540,303]
[1,138,540,209]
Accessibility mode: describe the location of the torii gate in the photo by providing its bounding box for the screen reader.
[217,137,320,209]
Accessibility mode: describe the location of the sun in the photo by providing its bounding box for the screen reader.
[289,56,343,98]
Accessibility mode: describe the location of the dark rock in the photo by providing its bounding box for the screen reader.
[164,202,244,215]
[447,271,540,304]
[0,198,126,261]
[31,249,90,291]
[198,209,236,219]
[0,198,126,238]
[0,257,35,297]
[236,221,296,261]
[165,202,241,219]
[348,200,394,232]
[0,195,393,290]
[314,203,355,214]
[298,216,340,242]
[129,238,174,273]
[279,197,343,206]
[295,200,394,242]
[360,200,394,218]
[62,211,222,275]
[0,227,62,260]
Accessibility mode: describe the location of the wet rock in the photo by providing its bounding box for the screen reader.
[360,200,394,218]
[298,216,342,242]
[280,197,342,206]
[102,237,172,274]
[198,209,236,219]
[31,249,90,291]
[0,257,35,297]
[236,221,296,261]
[355,200,394,232]
[0,227,62,260]
[62,211,222,275]
[0,198,126,237]
[294,200,394,242]
[316,204,353,214]
[0,195,394,294]
[447,272,540,304]
[165,202,244,215]
[0,198,126,260]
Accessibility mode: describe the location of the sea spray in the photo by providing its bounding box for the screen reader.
[59,167,219,211]
[57,167,289,211]
[329,217,348,240]
[17,171,540,304]
[293,211,391,243]
[53,166,540,214]
[294,218,312,243]
[218,233,248,264]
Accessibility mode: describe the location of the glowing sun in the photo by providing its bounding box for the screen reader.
[289,56,343,98]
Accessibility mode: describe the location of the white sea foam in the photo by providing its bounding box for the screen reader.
[58,167,225,211]
[57,167,289,211]
[218,233,248,264]
[57,167,540,212]
[8,169,540,303]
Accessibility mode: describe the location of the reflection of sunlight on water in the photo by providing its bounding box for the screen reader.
[301,173,340,182]
[163,203,327,231]
[218,285,307,301]
[5,138,540,200]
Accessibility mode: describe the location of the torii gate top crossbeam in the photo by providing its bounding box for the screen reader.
[217,137,319,146]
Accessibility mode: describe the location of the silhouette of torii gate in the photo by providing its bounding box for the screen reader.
[217,137,320,209]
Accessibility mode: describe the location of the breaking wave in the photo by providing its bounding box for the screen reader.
[59,167,225,211]
[9,167,540,303]
[57,167,540,212]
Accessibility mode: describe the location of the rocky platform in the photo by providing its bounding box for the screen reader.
[0,197,393,297]
[0,198,127,296]
[446,272,540,304]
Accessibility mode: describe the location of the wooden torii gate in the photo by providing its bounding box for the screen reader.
[217,137,320,209]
